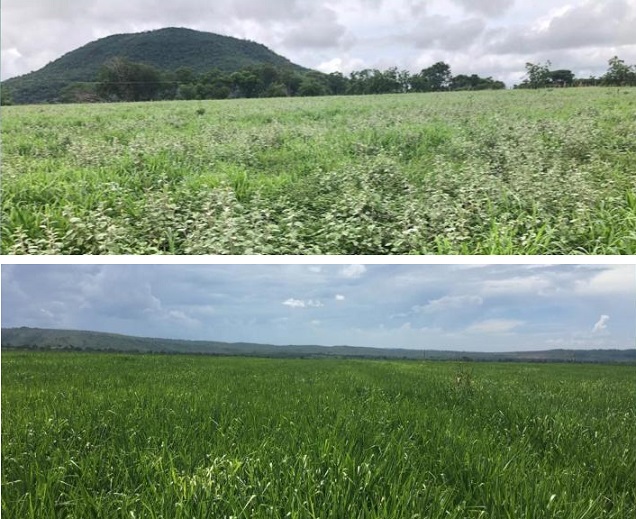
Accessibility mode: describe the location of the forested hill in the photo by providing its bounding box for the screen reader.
[3,327,635,364]
[1,27,307,104]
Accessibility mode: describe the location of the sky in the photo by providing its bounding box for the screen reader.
[2,264,634,352]
[2,1,636,84]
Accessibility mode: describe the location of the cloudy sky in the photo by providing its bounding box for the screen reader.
[2,264,634,351]
[2,0,636,84]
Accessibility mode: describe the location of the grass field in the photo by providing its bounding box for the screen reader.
[2,88,636,254]
[2,351,635,518]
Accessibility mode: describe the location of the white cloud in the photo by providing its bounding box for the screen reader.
[487,0,636,55]
[575,265,636,296]
[467,319,523,334]
[39,308,54,319]
[340,264,367,279]
[450,0,514,17]
[335,294,346,301]
[283,298,306,308]
[4,0,636,85]
[282,298,324,308]
[282,7,347,49]
[592,314,610,333]
[415,294,483,313]
[315,55,366,74]
[481,275,553,296]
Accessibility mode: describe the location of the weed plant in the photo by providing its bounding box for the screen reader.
[2,351,635,518]
[2,88,635,254]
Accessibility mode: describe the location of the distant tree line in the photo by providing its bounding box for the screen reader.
[516,56,636,89]
[3,55,634,105]
[53,57,505,103]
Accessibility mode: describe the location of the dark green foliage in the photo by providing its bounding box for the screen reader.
[412,62,453,92]
[230,70,263,98]
[549,69,575,87]
[96,57,163,101]
[0,86,13,105]
[1,27,307,104]
[452,74,506,91]
[603,56,636,86]
[517,57,636,88]
[298,77,328,97]
[523,61,553,89]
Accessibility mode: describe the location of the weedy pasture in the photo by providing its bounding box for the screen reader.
[2,88,636,254]
[2,351,635,518]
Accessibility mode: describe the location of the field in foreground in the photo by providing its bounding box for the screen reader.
[2,88,636,254]
[2,352,635,518]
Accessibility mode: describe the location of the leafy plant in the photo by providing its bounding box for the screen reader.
[2,88,635,254]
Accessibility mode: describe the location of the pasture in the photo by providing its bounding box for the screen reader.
[2,88,636,254]
[2,351,635,518]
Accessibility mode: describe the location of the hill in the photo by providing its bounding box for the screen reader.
[1,27,308,104]
[2,327,635,364]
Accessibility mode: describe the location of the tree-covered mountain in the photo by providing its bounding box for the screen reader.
[1,27,308,104]
[3,327,635,364]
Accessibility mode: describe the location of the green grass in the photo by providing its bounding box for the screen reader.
[2,351,635,518]
[2,88,636,254]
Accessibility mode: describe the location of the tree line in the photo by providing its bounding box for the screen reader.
[50,58,505,103]
[2,55,634,105]
[517,56,636,88]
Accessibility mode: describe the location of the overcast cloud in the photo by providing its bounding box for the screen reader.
[2,264,634,352]
[2,0,636,84]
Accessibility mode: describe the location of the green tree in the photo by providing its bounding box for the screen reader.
[176,83,197,100]
[397,69,412,93]
[279,69,303,96]
[174,67,197,84]
[59,83,100,103]
[196,69,231,99]
[326,72,348,95]
[452,74,505,91]
[549,69,575,87]
[412,62,452,92]
[97,57,163,101]
[524,61,551,88]
[298,77,328,97]
[0,86,13,106]
[262,82,288,98]
[230,70,262,98]
[603,56,636,86]
[348,69,381,95]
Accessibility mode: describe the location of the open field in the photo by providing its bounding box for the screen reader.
[2,351,635,518]
[2,88,636,254]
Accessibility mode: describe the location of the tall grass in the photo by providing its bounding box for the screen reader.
[2,88,636,254]
[2,351,635,518]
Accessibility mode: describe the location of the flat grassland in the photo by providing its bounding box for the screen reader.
[2,88,635,254]
[2,351,635,518]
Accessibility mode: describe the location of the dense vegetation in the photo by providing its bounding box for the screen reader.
[52,55,635,104]
[3,88,635,255]
[0,27,306,104]
[4,327,636,363]
[2,351,635,518]
[518,57,636,89]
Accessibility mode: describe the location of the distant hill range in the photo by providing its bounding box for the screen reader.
[1,27,308,104]
[3,327,635,364]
